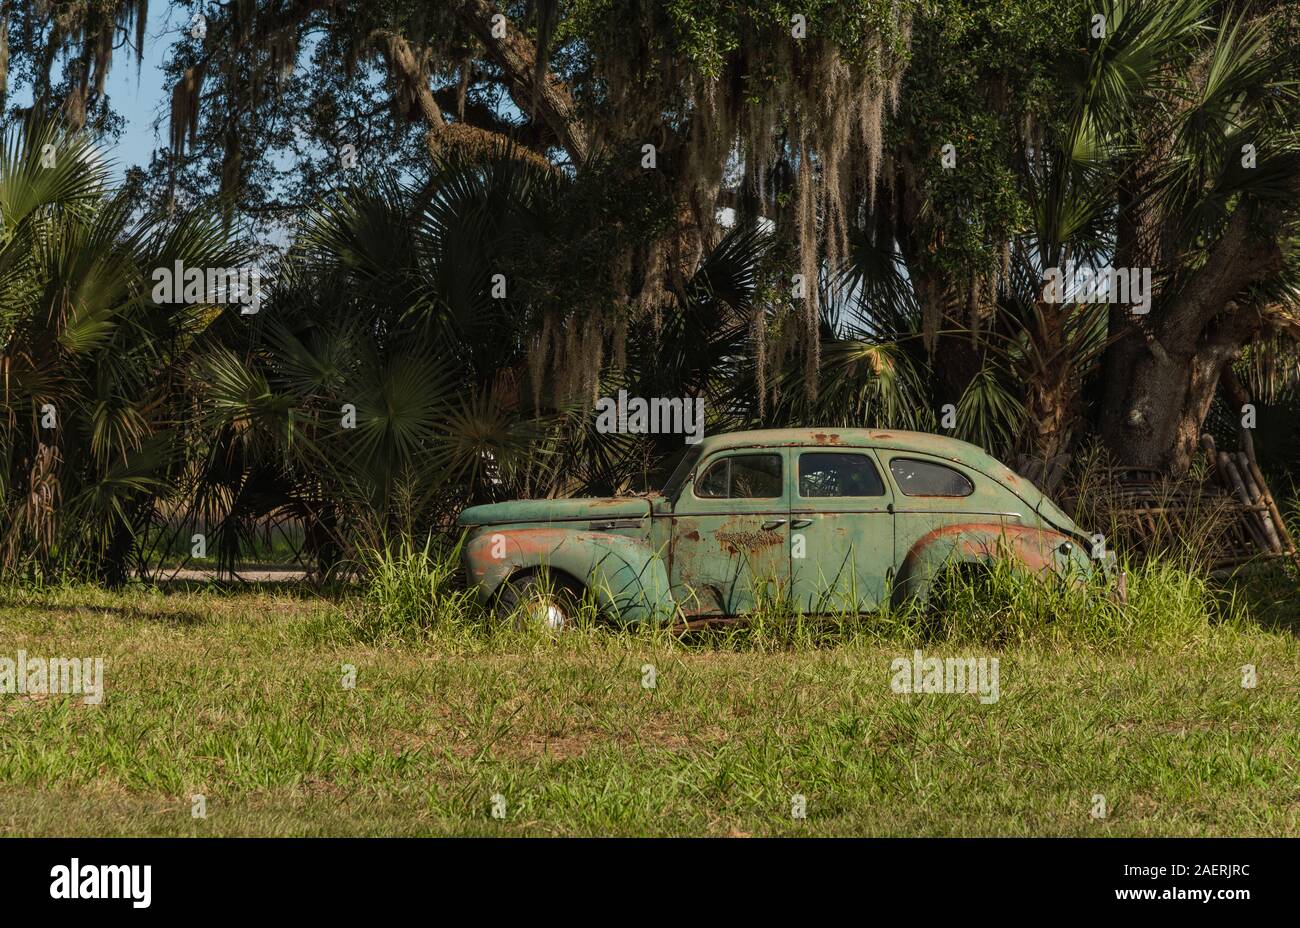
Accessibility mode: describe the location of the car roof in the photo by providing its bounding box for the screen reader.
[698,428,976,458]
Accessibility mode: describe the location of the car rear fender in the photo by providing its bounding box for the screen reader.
[892,521,1078,606]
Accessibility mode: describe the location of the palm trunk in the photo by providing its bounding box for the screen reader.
[1020,300,1074,465]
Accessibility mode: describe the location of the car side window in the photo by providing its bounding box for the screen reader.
[888,457,974,497]
[695,454,782,499]
[799,452,885,497]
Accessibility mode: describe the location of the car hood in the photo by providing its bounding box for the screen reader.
[457,496,654,527]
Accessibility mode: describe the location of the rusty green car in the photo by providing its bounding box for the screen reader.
[457,429,1101,627]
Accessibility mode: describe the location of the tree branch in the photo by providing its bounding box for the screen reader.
[1159,206,1285,354]
[430,85,557,152]
[373,30,447,131]
[453,0,589,164]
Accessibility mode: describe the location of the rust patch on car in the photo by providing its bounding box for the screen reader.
[811,432,843,445]
[904,521,1065,573]
[715,530,783,554]
[464,527,573,574]
[684,529,701,541]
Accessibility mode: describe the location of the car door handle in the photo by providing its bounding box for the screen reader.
[761,520,787,530]
[790,518,813,529]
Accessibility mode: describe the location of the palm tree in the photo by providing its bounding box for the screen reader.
[760,231,1023,459]
[0,117,252,582]
[190,151,575,572]
[1007,0,1300,471]
[1092,0,1300,472]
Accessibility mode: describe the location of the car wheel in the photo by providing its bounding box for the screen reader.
[497,573,581,630]
[927,562,993,616]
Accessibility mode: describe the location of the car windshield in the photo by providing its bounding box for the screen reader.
[660,445,703,498]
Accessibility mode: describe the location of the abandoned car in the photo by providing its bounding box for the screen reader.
[457,429,1104,627]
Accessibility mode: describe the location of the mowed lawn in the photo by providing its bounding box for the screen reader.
[1,578,1298,837]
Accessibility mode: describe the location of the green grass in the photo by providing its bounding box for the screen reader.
[0,558,1298,837]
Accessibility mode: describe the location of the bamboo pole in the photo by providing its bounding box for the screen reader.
[1235,452,1282,553]
[1219,452,1270,553]
[1239,429,1299,557]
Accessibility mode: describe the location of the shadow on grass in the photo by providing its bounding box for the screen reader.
[0,601,126,617]
[140,576,355,601]
[1216,561,1300,635]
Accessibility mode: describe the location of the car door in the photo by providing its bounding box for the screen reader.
[789,448,894,612]
[670,448,790,615]
[882,452,1018,566]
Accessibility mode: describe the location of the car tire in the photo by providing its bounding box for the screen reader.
[496,572,582,630]
[927,562,993,616]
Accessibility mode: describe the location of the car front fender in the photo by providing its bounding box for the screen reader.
[463,527,674,624]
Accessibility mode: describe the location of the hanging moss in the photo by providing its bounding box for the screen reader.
[561,0,916,397]
[169,65,205,154]
[36,0,149,131]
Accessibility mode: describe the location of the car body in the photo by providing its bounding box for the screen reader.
[457,428,1100,624]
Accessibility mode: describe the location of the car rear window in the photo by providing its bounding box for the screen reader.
[695,454,783,499]
[798,452,885,497]
[888,457,974,497]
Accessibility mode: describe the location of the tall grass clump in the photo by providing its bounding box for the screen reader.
[334,533,1252,654]
[885,553,1241,649]
[351,537,483,643]
[0,556,80,599]
[618,548,1247,654]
